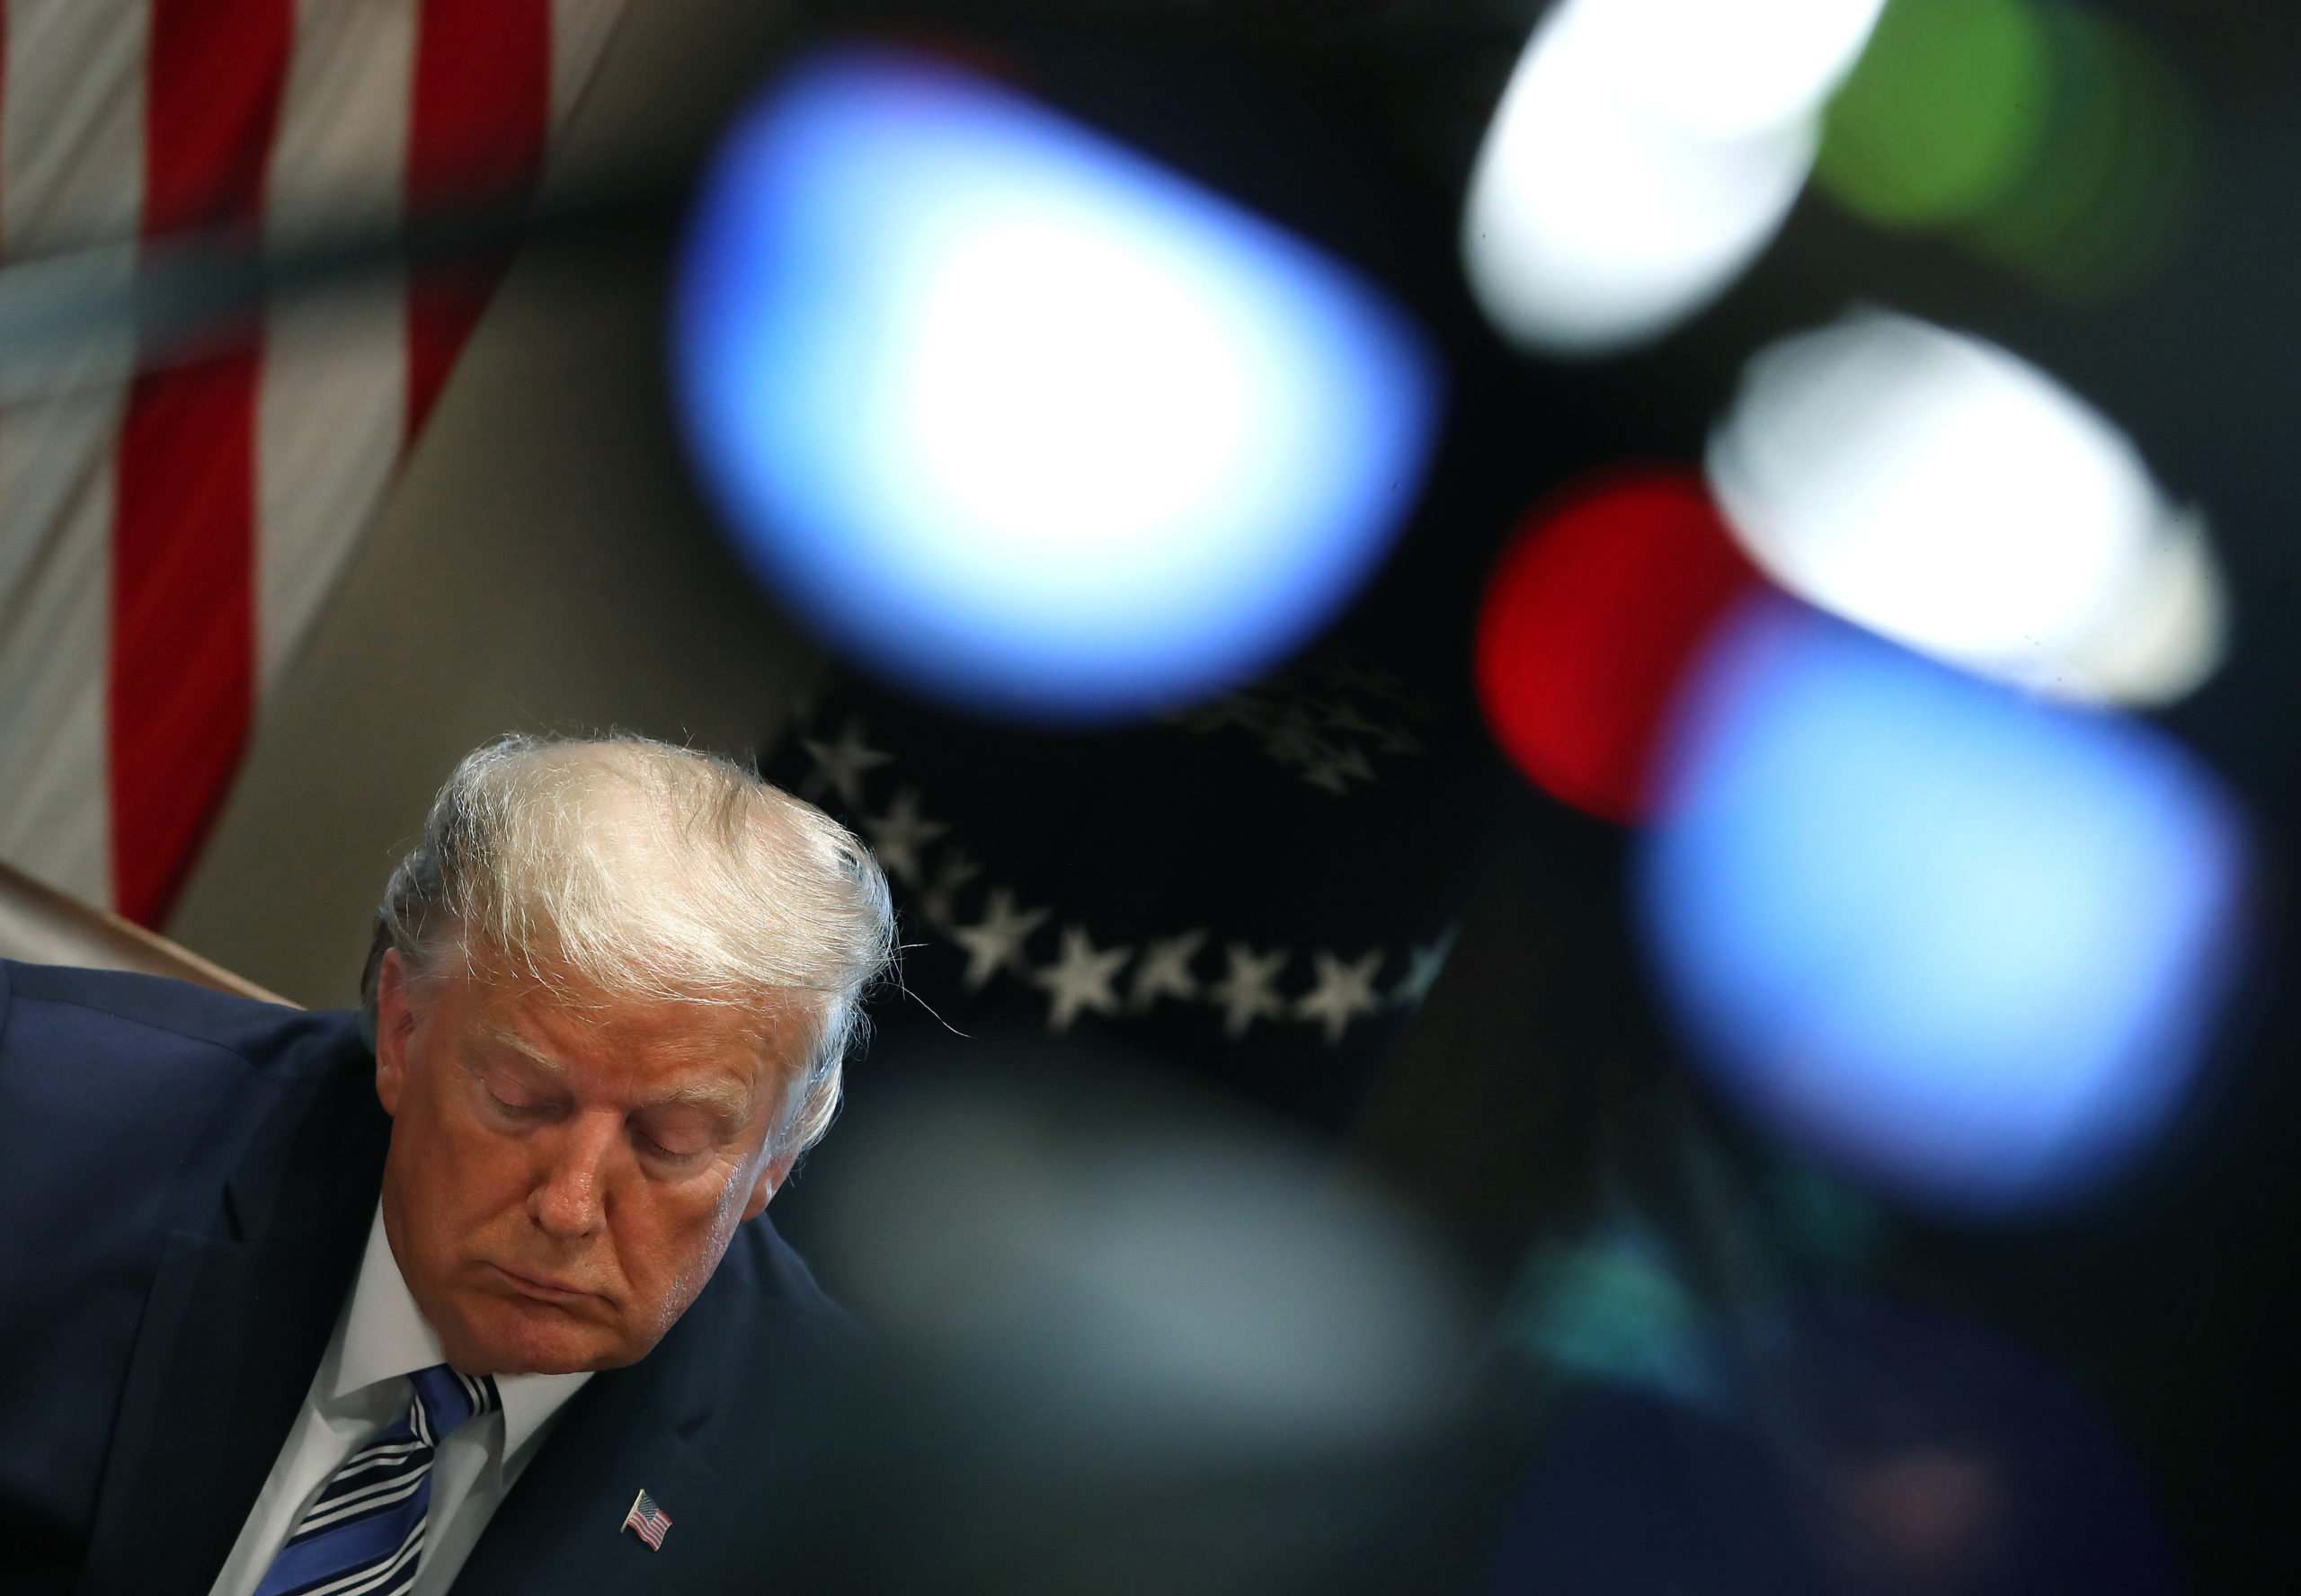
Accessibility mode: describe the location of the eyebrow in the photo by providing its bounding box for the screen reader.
[475,1026,755,1122]
[481,1025,567,1075]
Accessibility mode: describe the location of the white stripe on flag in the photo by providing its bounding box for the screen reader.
[258,0,418,694]
[0,393,126,906]
[3,0,147,253]
[549,0,626,137]
[0,0,634,914]
[0,0,148,906]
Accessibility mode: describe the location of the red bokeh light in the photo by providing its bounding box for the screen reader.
[1475,465,1764,821]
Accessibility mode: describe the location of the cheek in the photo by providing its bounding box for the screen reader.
[413,1086,546,1232]
[617,1171,747,1310]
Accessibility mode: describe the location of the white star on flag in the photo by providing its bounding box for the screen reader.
[1263,714,1328,768]
[1376,723,1425,756]
[800,718,893,808]
[918,846,982,928]
[1295,948,1385,1044]
[1300,742,1376,795]
[1129,928,1207,1011]
[1392,926,1459,1009]
[1210,943,1291,1040]
[861,787,948,885]
[1034,925,1133,1033]
[950,887,1050,991]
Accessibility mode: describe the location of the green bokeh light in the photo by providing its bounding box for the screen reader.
[1816,0,2053,229]
[1959,4,2199,299]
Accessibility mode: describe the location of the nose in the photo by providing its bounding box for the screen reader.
[528,1108,619,1240]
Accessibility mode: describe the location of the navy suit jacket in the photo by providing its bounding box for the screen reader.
[0,962,851,1596]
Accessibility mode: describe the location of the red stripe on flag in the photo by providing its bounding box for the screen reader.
[112,357,262,926]
[406,0,550,436]
[110,0,293,927]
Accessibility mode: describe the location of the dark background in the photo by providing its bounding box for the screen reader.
[753,5,2301,1585]
[145,0,2301,1584]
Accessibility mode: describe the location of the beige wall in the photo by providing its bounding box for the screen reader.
[168,0,818,1008]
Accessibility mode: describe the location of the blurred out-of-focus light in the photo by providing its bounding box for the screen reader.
[1475,466,1762,820]
[1503,1221,1718,1406]
[817,1062,1470,1463]
[1817,0,2196,298]
[1461,0,1885,356]
[1816,0,2052,228]
[1709,309,2225,705]
[1639,598,2247,1214]
[1494,1298,2183,1594]
[676,49,1442,723]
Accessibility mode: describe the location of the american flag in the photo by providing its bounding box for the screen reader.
[0,0,625,927]
[620,1487,671,1551]
[769,653,1492,1137]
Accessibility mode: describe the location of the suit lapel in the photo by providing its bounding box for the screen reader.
[72,1234,353,1596]
[449,1250,736,1596]
[446,1220,840,1594]
[453,1381,726,1595]
[73,1066,386,1596]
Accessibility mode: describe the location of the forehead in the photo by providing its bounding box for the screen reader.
[436,964,796,1110]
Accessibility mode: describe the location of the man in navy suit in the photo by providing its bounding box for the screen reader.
[0,733,893,1596]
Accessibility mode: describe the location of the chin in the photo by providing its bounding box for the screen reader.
[457,1292,627,1376]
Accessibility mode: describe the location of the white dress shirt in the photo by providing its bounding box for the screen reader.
[208,1205,595,1596]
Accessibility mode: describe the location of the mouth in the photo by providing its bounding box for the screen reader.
[484,1262,596,1303]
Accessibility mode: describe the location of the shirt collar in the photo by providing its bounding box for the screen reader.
[334,1203,594,1460]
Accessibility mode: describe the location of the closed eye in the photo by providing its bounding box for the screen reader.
[487,1088,552,1119]
[632,1118,715,1165]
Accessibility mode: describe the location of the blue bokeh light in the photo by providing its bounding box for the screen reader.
[1639,597,2247,1214]
[673,49,1443,722]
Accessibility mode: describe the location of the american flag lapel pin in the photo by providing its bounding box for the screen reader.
[621,1488,672,1551]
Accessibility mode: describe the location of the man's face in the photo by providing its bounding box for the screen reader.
[372,947,803,1374]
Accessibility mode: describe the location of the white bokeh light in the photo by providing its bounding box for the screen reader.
[1708,310,2225,705]
[1586,0,1889,139]
[1462,0,1886,356]
[675,49,1441,722]
[2058,509,2226,706]
[899,219,1262,595]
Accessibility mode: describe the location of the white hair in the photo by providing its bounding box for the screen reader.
[361,732,895,1157]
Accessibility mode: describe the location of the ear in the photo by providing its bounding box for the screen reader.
[742,1148,801,1222]
[373,948,418,1118]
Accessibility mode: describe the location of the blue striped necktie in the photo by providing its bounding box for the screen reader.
[253,1364,501,1596]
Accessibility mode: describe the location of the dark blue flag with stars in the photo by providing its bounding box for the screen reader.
[766,649,1503,1137]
